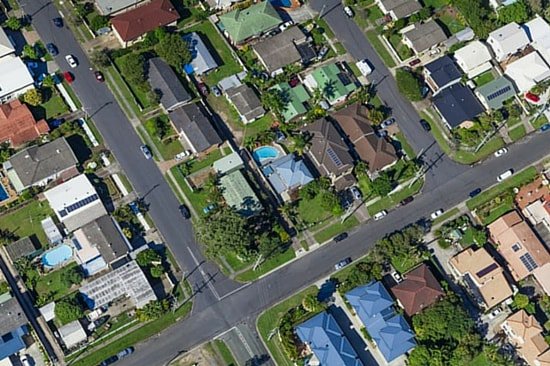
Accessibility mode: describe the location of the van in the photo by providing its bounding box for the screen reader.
[373,210,387,221]
[497,169,513,182]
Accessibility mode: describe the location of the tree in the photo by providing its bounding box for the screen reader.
[0,229,17,245]
[155,33,191,68]
[23,44,39,60]
[42,74,55,87]
[136,248,162,267]
[4,17,21,31]
[0,143,14,163]
[512,293,529,309]
[55,299,84,325]
[136,299,169,321]
[61,266,83,288]
[89,14,109,32]
[371,173,393,196]
[150,265,165,278]
[396,68,423,101]
[368,108,386,125]
[91,48,111,67]
[154,117,170,140]
[261,89,287,116]
[526,0,542,12]
[498,0,530,24]
[257,233,282,257]
[319,190,342,215]
[452,0,493,38]
[118,52,146,86]
[302,294,322,312]
[292,133,310,155]
[23,89,43,106]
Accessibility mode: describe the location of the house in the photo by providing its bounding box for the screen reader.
[182,32,218,76]
[94,0,148,15]
[0,294,28,361]
[58,320,87,350]
[423,56,462,95]
[453,41,493,78]
[524,15,550,65]
[270,83,310,122]
[345,281,416,363]
[295,312,363,366]
[218,1,282,44]
[402,21,448,54]
[5,237,40,263]
[169,102,222,154]
[0,100,50,147]
[213,150,244,175]
[44,174,108,232]
[475,76,517,110]
[4,137,78,193]
[79,260,156,310]
[432,83,484,129]
[303,63,357,105]
[219,170,263,217]
[111,0,179,47]
[390,264,445,316]
[504,51,550,93]
[252,26,310,75]
[73,215,131,275]
[302,118,355,189]
[0,27,15,58]
[225,84,265,124]
[488,211,550,282]
[487,22,530,62]
[449,246,513,309]
[206,0,243,9]
[516,177,550,211]
[0,56,35,103]
[261,153,314,202]
[501,310,550,366]
[148,57,191,112]
[375,0,422,20]
[332,103,398,172]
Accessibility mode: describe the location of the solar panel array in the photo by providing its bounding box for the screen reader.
[475,263,498,278]
[326,147,343,167]
[520,252,538,272]
[486,86,512,101]
[58,194,100,218]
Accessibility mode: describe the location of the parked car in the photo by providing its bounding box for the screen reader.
[430,209,444,220]
[203,203,217,214]
[46,42,58,56]
[488,308,502,319]
[349,186,362,200]
[469,188,482,198]
[343,6,354,17]
[419,119,431,131]
[497,169,513,182]
[400,196,414,206]
[317,46,329,60]
[117,347,134,359]
[373,210,387,221]
[381,117,395,128]
[540,123,550,132]
[279,20,294,32]
[65,54,78,68]
[494,147,508,157]
[409,58,421,67]
[63,71,74,84]
[289,75,300,88]
[333,232,348,243]
[19,354,31,366]
[197,82,209,97]
[99,356,118,366]
[334,257,352,270]
[94,70,104,82]
[356,59,373,76]
[211,85,221,97]
[391,271,403,283]
[179,205,191,219]
[140,145,152,160]
[52,17,63,27]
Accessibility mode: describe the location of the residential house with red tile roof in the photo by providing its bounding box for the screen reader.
[501,310,550,366]
[0,100,49,147]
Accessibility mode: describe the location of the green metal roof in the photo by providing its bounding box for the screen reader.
[219,170,263,217]
[310,63,357,104]
[219,2,281,44]
[475,76,516,110]
[271,83,311,122]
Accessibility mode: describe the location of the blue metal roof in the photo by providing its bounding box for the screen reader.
[345,282,416,362]
[262,154,314,194]
[182,32,218,76]
[296,312,363,366]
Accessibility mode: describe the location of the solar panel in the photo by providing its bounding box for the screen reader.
[520,253,538,272]
[475,263,498,278]
[64,194,99,215]
[326,147,343,167]
[486,86,512,101]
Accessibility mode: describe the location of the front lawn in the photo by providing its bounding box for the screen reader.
[113,57,151,109]
[0,201,53,245]
[235,248,296,282]
[394,132,416,158]
[391,253,422,274]
[313,216,360,243]
[143,116,184,160]
[367,6,384,24]
[35,262,80,300]
[388,34,412,60]
[366,179,424,215]
[297,195,332,225]
[508,125,526,142]
[432,207,460,225]
[366,30,396,68]
[531,114,548,129]
[169,165,211,214]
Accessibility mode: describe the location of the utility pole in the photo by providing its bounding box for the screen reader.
[318,3,327,19]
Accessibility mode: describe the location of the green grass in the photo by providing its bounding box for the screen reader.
[466,166,537,210]
[366,30,396,68]
[422,0,449,8]
[479,200,515,225]
[35,262,80,300]
[257,286,318,366]
[391,253,421,274]
[71,302,192,366]
[0,201,53,245]
[470,353,493,366]
[297,195,332,224]
[243,113,277,138]
[113,57,151,109]
[506,116,522,128]
[508,125,526,142]
[313,216,360,243]
[235,248,296,282]
[357,175,374,199]
[170,165,211,214]
[224,252,251,273]
[184,21,243,86]
[388,34,412,60]
[432,207,460,225]
[367,6,384,24]
[315,18,336,39]
[143,116,184,160]
[474,71,495,87]
[334,42,347,56]
[213,340,237,366]
[531,114,548,129]
[437,13,465,34]
[104,65,142,116]
[187,149,225,174]
[394,132,416,158]
[367,179,424,215]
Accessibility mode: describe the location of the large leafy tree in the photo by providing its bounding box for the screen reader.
[498,0,530,24]
[155,33,192,68]
[396,68,423,101]
[261,88,288,117]
[136,299,169,321]
[371,173,393,196]
[118,52,146,86]
[136,248,162,268]
[55,298,84,325]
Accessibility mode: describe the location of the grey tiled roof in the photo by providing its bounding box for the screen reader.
[148,57,191,112]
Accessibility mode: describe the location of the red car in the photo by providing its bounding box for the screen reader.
[63,71,74,83]
[197,82,209,97]
[94,71,104,82]
[409,59,421,67]
[525,92,540,103]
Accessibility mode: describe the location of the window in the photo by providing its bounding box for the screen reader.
[512,243,521,252]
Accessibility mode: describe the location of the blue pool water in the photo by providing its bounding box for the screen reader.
[42,244,73,267]
[0,184,8,201]
[253,146,279,164]
[270,0,292,7]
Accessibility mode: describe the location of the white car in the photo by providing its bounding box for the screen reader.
[343,6,354,17]
[497,169,513,182]
[494,147,508,157]
[19,354,31,366]
[373,210,387,221]
[356,59,373,76]
[279,20,294,32]
[65,54,78,68]
[431,209,444,220]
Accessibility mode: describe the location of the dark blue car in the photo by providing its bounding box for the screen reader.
[46,43,58,56]
[540,123,550,132]
[469,188,482,198]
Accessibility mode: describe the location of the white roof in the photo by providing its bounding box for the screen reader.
[505,51,550,92]
[525,16,550,65]
[58,320,87,349]
[488,22,530,58]
[39,301,55,322]
[454,41,493,74]
[0,56,34,100]
[95,0,147,15]
[0,27,14,58]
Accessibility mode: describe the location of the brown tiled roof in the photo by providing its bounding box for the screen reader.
[333,103,397,172]
[503,310,550,366]
[390,263,444,316]
[515,177,550,210]
[0,100,49,146]
[111,0,179,42]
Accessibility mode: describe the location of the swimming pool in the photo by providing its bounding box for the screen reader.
[253,146,280,164]
[42,244,73,268]
[270,0,292,7]
[0,184,8,202]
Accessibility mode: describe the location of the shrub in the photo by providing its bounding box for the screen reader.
[396,68,423,101]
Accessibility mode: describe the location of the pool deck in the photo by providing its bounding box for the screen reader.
[0,176,18,206]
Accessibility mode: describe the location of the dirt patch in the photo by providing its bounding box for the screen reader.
[170,343,224,366]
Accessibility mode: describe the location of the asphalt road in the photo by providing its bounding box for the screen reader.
[19,0,243,310]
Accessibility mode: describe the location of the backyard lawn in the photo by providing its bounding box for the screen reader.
[437,12,465,34]
[0,201,53,245]
[243,113,277,139]
[422,0,449,8]
[508,125,526,142]
[35,262,80,300]
[143,116,184,160]
[474,71,495,87]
